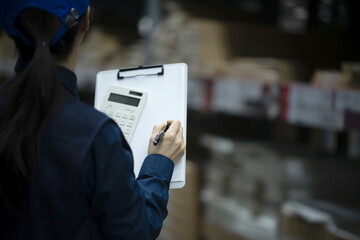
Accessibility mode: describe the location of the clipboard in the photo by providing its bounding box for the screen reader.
[94,63,188,189]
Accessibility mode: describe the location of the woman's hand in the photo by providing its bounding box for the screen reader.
[148,120,186,163]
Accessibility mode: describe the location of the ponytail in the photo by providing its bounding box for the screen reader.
[0,8,63,215]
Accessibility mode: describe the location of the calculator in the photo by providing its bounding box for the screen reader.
[100,85,148,142]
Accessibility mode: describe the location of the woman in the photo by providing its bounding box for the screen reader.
[0,0,186,239]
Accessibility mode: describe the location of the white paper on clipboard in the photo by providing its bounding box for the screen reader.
[94,63,188,189]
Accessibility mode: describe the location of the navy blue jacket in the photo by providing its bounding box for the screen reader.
[0,66,174,239]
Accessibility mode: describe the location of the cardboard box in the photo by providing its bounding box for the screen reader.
[281,201,360,240]
[158,161,201,240]
[149,3,231,77]
[196,19,230,65]
[202,220,248,240]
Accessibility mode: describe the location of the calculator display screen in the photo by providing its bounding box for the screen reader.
[108,93,140,107]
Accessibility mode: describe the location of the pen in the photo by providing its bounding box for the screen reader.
[152,123,169,146]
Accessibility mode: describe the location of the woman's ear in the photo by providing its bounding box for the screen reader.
[80,6,91,33]
[76,6,91,45]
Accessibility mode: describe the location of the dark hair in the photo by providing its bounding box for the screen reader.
[0,7,88,215]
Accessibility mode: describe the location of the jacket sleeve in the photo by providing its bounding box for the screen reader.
[85,121,174,240]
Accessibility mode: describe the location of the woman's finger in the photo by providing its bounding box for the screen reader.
[150,123,167,139]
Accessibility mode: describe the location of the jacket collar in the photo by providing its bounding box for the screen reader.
[57,65,79,98]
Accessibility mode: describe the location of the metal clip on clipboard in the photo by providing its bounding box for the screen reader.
[117,65,164,79]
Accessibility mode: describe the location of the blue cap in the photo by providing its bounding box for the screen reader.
[0,0,89,47]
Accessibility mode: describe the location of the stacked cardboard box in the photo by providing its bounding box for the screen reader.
[151,18,230,78]
[199,134,360,240]
[121,2,230,78]
[157,161,201,240]
[200,135,297,240]
[281,200,360,240]
[341,62,360,88]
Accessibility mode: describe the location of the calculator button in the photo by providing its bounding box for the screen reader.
[124,128,131,134]
[130,115,136,121]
